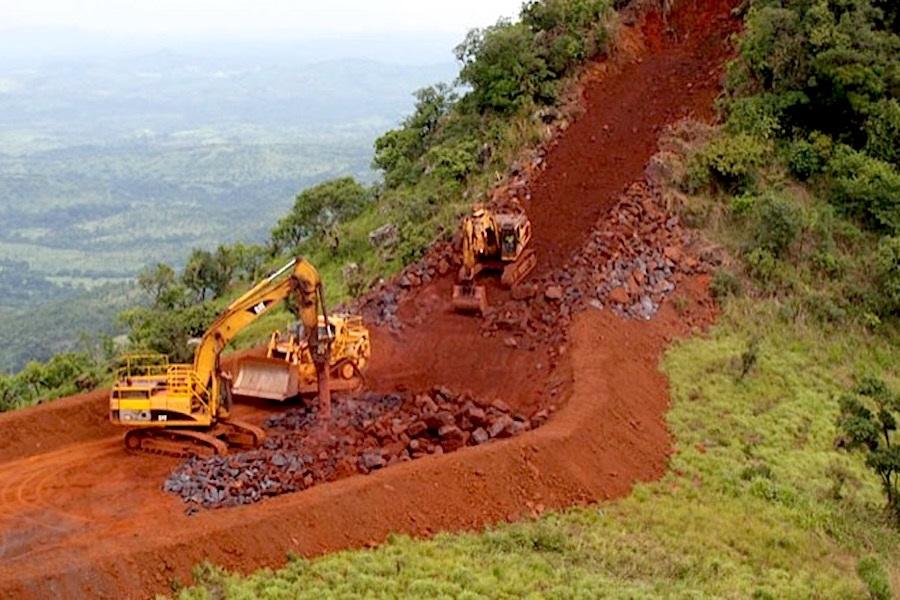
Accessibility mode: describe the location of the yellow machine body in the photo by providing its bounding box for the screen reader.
[232,314,371,401]
[109,257,334,456]
[452,206,537,314]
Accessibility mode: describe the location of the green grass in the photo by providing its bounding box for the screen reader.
[175,298,900,599]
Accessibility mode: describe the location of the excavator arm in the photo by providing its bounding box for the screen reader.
[452,211,491,314]
[192,256,332,419]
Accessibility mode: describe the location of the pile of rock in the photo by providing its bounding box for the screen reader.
[570,181,715,318]
[165,387,542,511]
[481,181,717,356]
[351,242,456,330]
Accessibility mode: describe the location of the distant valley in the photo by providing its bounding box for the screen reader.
[0,50,456,371]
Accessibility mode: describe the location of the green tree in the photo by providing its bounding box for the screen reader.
[837,376,900,525]
[181,248,234,302]
[456,22,553,114]
[230,242,269,282]
[120,302,219,362]
[271,177,369,253]
[827,147,900,234]
[137,262,187,309]
[728,0,900,149]
[373,84,457,188]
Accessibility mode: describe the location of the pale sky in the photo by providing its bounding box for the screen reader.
[1,0,526,38]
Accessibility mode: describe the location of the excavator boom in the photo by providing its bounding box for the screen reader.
[110,256,334,456]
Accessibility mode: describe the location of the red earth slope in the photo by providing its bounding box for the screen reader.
[0,1,737,596]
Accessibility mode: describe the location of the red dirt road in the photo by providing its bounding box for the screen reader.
[0,1,736,597]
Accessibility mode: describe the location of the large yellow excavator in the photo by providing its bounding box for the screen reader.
[452,205,537,314]
[109,257,334,457]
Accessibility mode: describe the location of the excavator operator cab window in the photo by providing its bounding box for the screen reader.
[500,225,518,258]
[318,322,336,341]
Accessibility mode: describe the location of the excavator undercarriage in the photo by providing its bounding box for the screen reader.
[122,420,265,458]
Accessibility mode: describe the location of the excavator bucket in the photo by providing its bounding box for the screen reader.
[452,284,488,315]
[232,356,299,401]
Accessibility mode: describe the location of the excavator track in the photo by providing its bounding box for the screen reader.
[122,420,265,458]
[123,428,229,459]
[214,419,267,450]
[500,248,537,287]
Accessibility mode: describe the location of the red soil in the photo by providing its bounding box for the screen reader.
[0,1,736,597]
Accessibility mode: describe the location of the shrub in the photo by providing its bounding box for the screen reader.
[685,133,767,193]
[810,251,843,279]
[864,98,900,166]
[856,555,892,600]
[0,350,106,412]
[523,0,611,64]
[873,236,900,317]
[827,147,900,234]
[804,292,847,324]
[752,193,802,258]
[425,138,481,183]
[729,192,756,217]
[785,132,836,180]
[724,92,806,140]
[744,247,778,286]
[711,268,742,300]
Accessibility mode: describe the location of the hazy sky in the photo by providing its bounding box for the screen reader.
[1,0,526,38]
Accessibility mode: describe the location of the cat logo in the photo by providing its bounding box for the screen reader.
[250,301,271,315]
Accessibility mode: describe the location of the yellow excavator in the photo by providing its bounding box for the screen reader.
[452,205,537,314]
[109,257,334,457]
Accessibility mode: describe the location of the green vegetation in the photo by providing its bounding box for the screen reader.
[170,0,900,595]
[838,376,900,524]
[677,0,900,327]
[0,337,113,411]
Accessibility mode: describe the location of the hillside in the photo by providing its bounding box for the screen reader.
[0,0,898,597]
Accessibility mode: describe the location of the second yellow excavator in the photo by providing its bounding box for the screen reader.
[452,205,537,314]
[109,257,335,457]
[231,313,370,401]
